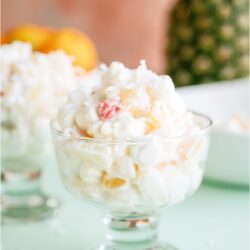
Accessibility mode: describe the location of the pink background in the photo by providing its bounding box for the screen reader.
[2,0,178,73]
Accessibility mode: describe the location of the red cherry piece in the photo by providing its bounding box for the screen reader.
[98,100,121,120]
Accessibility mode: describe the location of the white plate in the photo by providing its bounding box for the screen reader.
[178,78,249,186]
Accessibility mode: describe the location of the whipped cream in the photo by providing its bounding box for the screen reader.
[1,42,83,159]
[53,61,209,210]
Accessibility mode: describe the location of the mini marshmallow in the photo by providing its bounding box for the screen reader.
[79,166,102,184]
[108,156,136,180]
[64,142,112,171]
[136,169,169,205]
[129,142,166,170]
[159,167,190,204]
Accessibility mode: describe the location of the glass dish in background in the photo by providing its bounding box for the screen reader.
[178,79,249,187]
[1,113,59,223]
[51,112,212,250]
[0,41,82,223]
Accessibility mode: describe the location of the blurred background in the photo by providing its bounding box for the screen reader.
[1,1,249,250]
[2,0,249,86]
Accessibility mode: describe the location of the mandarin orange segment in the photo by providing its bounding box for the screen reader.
[134,163,140,176]
[74,121,93,138]
[102,172,125,188]
[77,128,93,138]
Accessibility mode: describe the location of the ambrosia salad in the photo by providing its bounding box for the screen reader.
[1,42,83,159]
[52,61,210,210]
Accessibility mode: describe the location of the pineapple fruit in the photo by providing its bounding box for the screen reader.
[166,0,249,86]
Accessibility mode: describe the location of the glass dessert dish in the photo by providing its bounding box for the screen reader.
[51,111,212,250]
[1,127,59,223]
[0,41,83,222]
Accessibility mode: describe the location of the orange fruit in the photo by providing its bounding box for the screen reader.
[0,33,8,44]
[2,25,53,50]
[39,28,98,71]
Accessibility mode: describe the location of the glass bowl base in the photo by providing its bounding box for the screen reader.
[1,195,60,224]
[98,242,178,250]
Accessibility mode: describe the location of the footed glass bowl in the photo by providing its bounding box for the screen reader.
[51,112,212,250]
[1,122,59,223]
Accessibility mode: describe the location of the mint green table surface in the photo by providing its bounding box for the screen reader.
[1,158,249,250]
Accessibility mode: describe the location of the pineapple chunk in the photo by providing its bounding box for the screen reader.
[129,107,148,118]
[145,114,161,134]
[156,161,177,169]
[119,89,135,100]
[146,87,155,104]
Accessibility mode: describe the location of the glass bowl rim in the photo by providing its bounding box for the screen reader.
[50,110,212,145]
